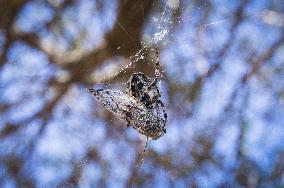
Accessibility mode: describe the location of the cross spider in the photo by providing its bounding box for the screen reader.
[87,48,167,140]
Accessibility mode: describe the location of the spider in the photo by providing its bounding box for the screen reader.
[87,48,167,140]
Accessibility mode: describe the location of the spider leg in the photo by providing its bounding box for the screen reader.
[86,88,104,96]
[145,48,161,92]
[154,100,167,133]
[154,48,161,80]
[126,123,131,128]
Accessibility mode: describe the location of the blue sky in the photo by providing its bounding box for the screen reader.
[0,0,284,187]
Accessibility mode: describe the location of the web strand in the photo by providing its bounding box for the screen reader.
[136,136,149,167]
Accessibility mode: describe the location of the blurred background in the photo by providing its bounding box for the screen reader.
[0,0,284,187]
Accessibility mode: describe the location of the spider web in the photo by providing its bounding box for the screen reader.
[108,2,175,81]
[92,0,228,167]
[108,1,227,82]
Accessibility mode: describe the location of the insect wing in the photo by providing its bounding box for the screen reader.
[88,89,166,140]
[88,89,146,121]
